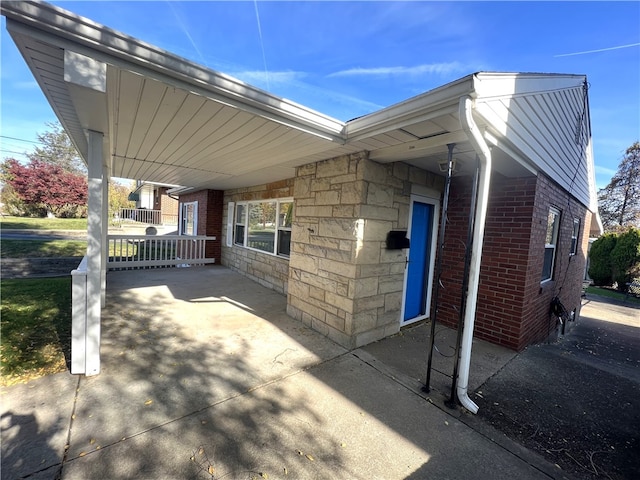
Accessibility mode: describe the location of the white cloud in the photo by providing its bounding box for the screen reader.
[231,70,308,87]
[327,62,468,78]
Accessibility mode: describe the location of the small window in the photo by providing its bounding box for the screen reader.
[570,218,580,256]
[234,203,246,246]
[542,207,561,282]
[180,202,197,236]
[277,201,293,256]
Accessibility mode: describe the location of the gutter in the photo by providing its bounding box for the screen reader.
[455,95,493,414]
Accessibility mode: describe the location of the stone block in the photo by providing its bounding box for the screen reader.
[384,291,403,313]
[310,177,331,191]
[349,277,379,298]
[358,263,390,278]
[341,182,365,204]
[362,219,394,239]
[354,294,385,312]
[360,204,398,222]
[332,204,355,218]
[325,312,346,332]
[315,190,341,205]
[366,183,394,207]
[317,155,350,178]
[289,253,317,274]
[295,205,333,218]
[319,257,357,278]
[393,162,409,180]
[297,163,316,176]
[351,311,378,334]
[325,292,354,314]
[378,275,404,294]
[318,218,358,240]
[355,241,381,264]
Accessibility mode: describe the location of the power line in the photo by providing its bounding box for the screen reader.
[0,135,44,145]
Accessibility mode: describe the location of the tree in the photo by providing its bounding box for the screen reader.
[588,232,617,286]
[610,227,640,290]
[26,121,86,175]
[598,141,640,231]
[109,180,136,222]
[3,158,87,217]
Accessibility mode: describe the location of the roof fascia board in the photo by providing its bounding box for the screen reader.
[345,75,475,141]
[1,1,346,143]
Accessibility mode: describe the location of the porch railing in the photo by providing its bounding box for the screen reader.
[107,234,217,270]
[117,208,178,226]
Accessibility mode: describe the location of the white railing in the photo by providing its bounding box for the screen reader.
[107,234,217,270]
[117,208,178,226]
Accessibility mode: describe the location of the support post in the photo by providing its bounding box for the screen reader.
[85,129,104,376]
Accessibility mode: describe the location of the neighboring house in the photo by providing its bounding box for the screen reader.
[126,180,179,227]
[2,2,602,405]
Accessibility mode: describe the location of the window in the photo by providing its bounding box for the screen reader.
[234,199,293,257]
[542,207,561,282]
[570,218,580,255]
[234,203,246,246]
[180,202,197,236]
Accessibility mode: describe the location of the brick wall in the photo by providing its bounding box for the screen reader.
[178,189,223,261]
[221,179,294,294]
[436,172,590,350]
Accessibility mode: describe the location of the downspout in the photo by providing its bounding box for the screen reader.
[456,95,492,414]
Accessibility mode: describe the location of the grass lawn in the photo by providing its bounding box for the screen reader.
[0,277,72,386]
[586,286,640,305]
[1,239,87,258]
[0,215,87,230]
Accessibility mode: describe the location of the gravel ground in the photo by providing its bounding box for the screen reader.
[472,296,640,480]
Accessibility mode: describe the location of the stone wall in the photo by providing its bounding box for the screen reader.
[220,179,294,295]
[287,151,444,349]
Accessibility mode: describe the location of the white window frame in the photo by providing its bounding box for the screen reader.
[570,218,580,256]
[541,206,561,283]
[179,201,198,236]
[233,198,293,258]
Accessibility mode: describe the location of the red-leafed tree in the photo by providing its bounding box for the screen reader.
[3,158,87,217]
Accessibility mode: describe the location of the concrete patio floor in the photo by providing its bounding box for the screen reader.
[2,266,565,479]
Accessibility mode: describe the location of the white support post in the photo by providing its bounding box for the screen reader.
[85,129,104,376]
[101,166,109,308]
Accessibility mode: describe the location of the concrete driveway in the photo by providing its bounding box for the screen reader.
[2,265,594,479]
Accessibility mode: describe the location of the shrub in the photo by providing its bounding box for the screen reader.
[610,227,640,290]
[588,233,617,286]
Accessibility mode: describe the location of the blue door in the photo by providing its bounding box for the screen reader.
[403,201,433,322]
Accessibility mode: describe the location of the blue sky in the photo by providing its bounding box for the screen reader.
[1,1,639,189]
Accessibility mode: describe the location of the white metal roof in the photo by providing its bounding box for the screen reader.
[1,1,598,211]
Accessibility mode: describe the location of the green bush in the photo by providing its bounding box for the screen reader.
[588,233,617,286]
[610,227,640,290]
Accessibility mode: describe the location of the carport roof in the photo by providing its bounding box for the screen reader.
[2,1,597,212]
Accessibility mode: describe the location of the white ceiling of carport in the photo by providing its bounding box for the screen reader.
[3,2,528,192]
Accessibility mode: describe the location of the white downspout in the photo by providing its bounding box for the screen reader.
[456,95,492,414]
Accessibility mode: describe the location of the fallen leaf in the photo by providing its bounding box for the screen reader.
[444,421,449,426]
[208,465,215,475]
[260,473,268,479]
[89,439,95,445]
[296,450,303,456]
[305,454,315,462]
[340,442,346,448]
[283,467,288,475]
[144,399,153,405]
[78,452,87,457]
[199,447,205,455]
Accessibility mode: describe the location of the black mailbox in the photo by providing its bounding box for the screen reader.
[386,230,410,250]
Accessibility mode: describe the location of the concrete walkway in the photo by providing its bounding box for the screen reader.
[2,266,587,479]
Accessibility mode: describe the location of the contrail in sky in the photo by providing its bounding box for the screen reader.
[254,0,270,91]
[554,42,640,57]
[167,1,206,64]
